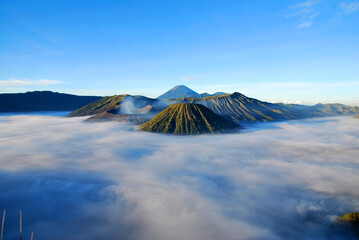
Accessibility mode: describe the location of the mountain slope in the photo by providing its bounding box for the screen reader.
[157,85,198,99]
[313,103,359,115]
[338,212,359,224]
[354,114,359,119]
[281,103,359,119]
[68,94,171,119]
[0,91,101,112]
[68,95,127,117]
[140,103,240,134]
[179,93,359,122]
[182,92,296,122]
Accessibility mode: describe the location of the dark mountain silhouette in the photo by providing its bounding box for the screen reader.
[0,91,101,112]
[140,103,240,134]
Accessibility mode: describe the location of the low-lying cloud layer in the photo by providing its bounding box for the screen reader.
[0,115,359,240]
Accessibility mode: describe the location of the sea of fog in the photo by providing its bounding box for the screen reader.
[0,114,358,240]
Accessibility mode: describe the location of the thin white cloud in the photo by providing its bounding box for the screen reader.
[296,21,313,28]
[0,78,64,86]
[287,0,321,18]
[339,1,359,15]
[286,0,359,27]
[286,0,321,28]
[270,100,303,104]
[292,0,322,8]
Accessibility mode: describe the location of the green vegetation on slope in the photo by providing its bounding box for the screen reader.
[335,212,359,238]
[140,103,240,135]
[68,95,127,117]
[338,212,359,224]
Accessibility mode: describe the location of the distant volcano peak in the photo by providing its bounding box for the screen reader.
[157,85,198,99]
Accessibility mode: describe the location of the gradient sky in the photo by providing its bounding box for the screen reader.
[1,0,358,105]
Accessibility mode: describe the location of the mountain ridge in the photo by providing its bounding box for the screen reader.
[68,90,359,123]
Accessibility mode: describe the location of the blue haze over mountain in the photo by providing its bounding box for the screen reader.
[157,85,227,99]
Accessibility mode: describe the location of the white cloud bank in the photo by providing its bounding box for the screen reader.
[0,115,359,239]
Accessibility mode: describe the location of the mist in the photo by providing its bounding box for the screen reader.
[118,95,173,115]
[0,115,358,240]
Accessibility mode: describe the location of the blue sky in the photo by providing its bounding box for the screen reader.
[0,0,358,105]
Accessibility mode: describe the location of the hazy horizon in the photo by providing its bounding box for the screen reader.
[1,86,359,107]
